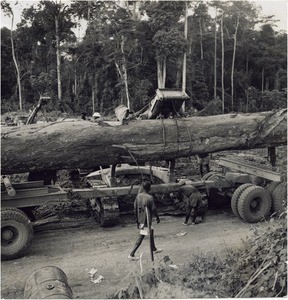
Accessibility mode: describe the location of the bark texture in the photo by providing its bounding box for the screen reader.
[1,110,286,174]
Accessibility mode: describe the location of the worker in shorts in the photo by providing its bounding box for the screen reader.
[128,180,162,261]
[179,185,208,225]
[197,153,210,177]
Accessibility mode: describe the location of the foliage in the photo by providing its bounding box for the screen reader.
[153,28,188,60]
[227,215,287,297]
[1,1,287,114]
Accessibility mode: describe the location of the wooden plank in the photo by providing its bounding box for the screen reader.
[1,191,68,208]
[72,182,199,199]
[218,157,282,182]
[1,187,49,200]
[1,181,44,191]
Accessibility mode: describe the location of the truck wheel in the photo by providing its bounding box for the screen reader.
[238,185,272,223]
[266,181,280,195]
[1,208,34,260]
[271,182,287,215]
[231,184,253,218]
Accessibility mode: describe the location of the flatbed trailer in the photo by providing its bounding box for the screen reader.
[1,158,286,261]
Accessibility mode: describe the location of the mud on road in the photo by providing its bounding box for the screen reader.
[1,208,273,299]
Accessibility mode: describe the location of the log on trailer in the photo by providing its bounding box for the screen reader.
[1,109,286,174]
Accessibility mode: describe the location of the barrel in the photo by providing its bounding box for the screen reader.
[24,266,73,299]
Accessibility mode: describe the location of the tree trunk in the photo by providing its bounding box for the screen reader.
[182,0,188,93]
[181,1,188,112]
[221,13,224,114]
[261,67,265,92]
[245,89,249,113]
[162,57,167,88]
[55,16,62,102]
[246,53,249,75]
[265,77,269,90]
[92,90,95,113]
[176,59,181,90]
[274,69,280,91]
[94,74,99,111]
[10,12,22,111]
[121,35,130,109]
[199,17,203,60]
[115,61,125,104]
[157,58,166,89]
[157,60,162,88]
[1,109,286,174]
[214,7,217,101]
[231,15,239,112]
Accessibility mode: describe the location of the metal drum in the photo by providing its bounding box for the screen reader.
[24,266,73,299]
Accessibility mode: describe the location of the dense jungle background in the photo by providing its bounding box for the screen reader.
[1,0,287,116]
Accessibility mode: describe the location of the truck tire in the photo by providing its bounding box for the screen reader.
[271,182,287,215]
[265,181,280,195]
[231,184,253,218]
[1,208,34,260]
[238,185,272,223]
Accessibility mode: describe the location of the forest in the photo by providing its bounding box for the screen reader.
[1,0,287,116]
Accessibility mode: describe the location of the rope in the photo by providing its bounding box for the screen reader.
[174,118,180,159]
[160,117,166,159]
[112,144,144,181]
[172,101,194,157]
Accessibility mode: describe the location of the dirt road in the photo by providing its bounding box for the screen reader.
[1,207,273,299]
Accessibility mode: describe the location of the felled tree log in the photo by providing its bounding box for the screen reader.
[1,109,286,174]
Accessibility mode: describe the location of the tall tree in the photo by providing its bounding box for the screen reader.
[225,1,258,111]
[221,11,225,113]
[141,1,187,89]
[1,1,23,110]
[22,1,76,106]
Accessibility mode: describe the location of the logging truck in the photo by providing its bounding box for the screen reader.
[1,94,286,260]
[1,157,286,261]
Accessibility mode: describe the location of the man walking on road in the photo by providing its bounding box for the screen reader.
[128,180,162,261]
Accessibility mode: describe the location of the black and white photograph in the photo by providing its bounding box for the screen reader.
[1,0,287,298]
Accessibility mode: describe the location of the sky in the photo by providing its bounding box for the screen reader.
[1,0,287,32]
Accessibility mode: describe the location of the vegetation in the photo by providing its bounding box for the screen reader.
[1,0,287,115]
[112,214,287,298]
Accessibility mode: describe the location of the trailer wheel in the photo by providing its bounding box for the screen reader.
[238,185,272,223]
[92,197,119,227]
[1,208,34,260]
[271,182,287,215]
[231,183,253,218]
[266,181,280,195]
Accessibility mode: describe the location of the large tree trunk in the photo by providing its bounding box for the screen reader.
[1,110,286,175]
[157,58,166,89]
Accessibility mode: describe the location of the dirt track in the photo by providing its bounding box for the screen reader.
[1,208,272,299]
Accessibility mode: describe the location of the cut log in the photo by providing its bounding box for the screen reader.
[1,109,286,174]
